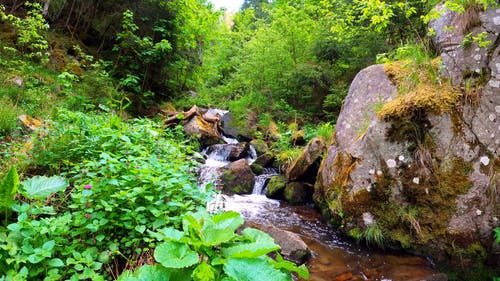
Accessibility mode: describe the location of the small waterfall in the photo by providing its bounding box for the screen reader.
[252,168,278,195]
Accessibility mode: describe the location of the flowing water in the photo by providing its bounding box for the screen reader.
[199,136,444,281]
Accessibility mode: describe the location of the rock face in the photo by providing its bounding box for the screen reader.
[315,6,500,267]
[222,159,255,194]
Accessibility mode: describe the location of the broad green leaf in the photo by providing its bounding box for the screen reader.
[222,228,280,258]
[47,258,65,267]
[135,225,146,234]
[223,258,292,281]
[21,175,68,200]
[200,211,243,246]
[271,254,309,279]
[117,264,171,281]
[154,241,199,269]
[0,167,19,209]
[149,227,185,242]
[191,262,215,281]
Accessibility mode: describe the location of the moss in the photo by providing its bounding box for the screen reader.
[323,152,358,219]
[379,59,462,121]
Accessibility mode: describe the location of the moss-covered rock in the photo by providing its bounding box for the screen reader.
[250,163,264,175]
[250,139,270,156]
[284,181,310,205]
[222,159,255,195]
[266,175,286,199]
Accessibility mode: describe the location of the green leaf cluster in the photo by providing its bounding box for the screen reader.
[119,210,309,281]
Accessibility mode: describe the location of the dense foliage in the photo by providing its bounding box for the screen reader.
[0,110,211,280]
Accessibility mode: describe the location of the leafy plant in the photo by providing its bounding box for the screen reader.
[119,210,309,280]
[0,97,20,136]
[0,166,18,224]
[360,223,385,248]
[0,2,49,60]
[20,175,68,200]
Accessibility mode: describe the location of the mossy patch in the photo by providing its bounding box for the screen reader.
[379,59,462,121]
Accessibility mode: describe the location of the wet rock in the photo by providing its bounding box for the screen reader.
[260,225,310,265]
[286,138,326,183]
[253,152,274,167]
[228,142,248,161]
[184,116,222,146]
[250,139,269,156]
[265,175,286,199]
[222,159,254,194]
[250,163,264,175]
[284,182,312,205]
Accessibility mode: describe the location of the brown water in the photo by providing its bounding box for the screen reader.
[225,194,444,281]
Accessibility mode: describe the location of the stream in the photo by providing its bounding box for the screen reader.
[198,130,445,281]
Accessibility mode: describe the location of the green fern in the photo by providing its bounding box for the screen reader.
[0,166,19,210]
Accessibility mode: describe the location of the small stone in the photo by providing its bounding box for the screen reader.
[425,188,429,195]
[386,159,397,168]
[398,155,405,161]
[369,169,375,175]
[412,177,420,185]
[489,113,496,122]
[494,16,500,25]
[473,54,481,61]
[345,123,351,129]
[354,98,359,103]
[366,185,372,192]
[480,156,490,166]
[475,209,482,216]
[496,105,500,113]
[491,134,495,139]
[493,217,498,222]
[362,212,375,226]
[490,80,500,88]
[377,170,383,176]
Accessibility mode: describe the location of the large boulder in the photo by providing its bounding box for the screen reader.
[260,225,311,265]
[315,5,499,267]
[222,159,255,194]
[286,138,326,183]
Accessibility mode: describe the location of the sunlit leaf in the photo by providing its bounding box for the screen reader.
[21,175,68,200]
[154,242,199,269]
[223,258,292,281]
